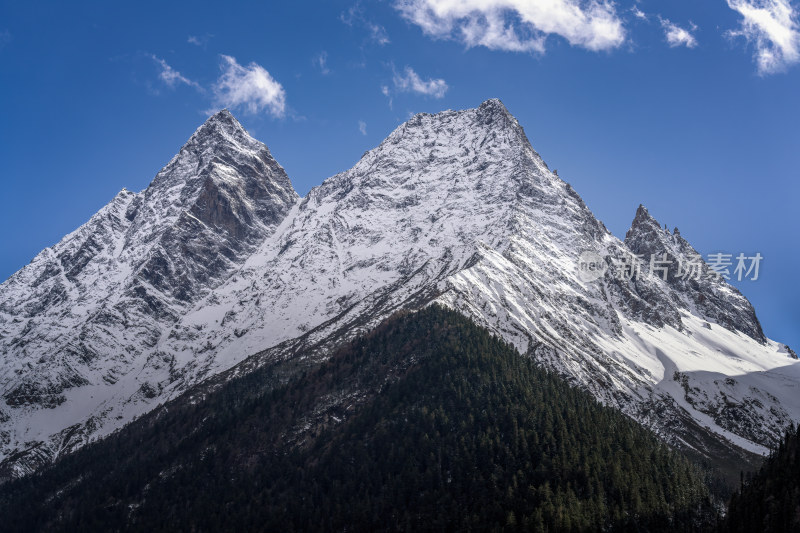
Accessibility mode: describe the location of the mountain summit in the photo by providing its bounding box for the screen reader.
[625,204,765,342]
[0,110,297,476]
[0,101,797,480]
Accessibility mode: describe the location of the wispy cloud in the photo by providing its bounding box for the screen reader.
[659,18,698,48]
[394,0,626,53]
[358,120,367,135]
[381,84,393,109]
[340,4,360,25]
[211,55,286,117]
[341,2,391,45]
[393,66,448,98]
[726,0,800,74]
[151,55,201,89]
[314,51,331,75]
[631,7,648,21]
[367,22,391,45]
[187,34,213,48]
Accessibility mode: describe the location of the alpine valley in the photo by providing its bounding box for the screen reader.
[0,99,797,499]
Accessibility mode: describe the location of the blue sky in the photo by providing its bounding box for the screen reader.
[1,0,798,349]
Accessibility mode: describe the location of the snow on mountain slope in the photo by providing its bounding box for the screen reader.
[163,99,799,459]
[158,100,528,377]
[0,110,297,476]
[0,99,797,479]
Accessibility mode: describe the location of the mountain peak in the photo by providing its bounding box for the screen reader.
[142,107,296,226]
[478,97,509,113]
[146,108,273,197]
[341,97,542,202]
[211,107,234,119]
[188,108,248,145]
[475,97,516,124]
[205,108,237,127]
[383,97,526,153]
[633,204,655,223]
[624,203,766,343]
[626,204,666,240]
[626,206,678,260]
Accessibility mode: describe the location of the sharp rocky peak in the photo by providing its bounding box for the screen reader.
[141,108,293,204]
[625,205,693,256]
[132,106,296,251]
[476,97,513,118]
[628,204,665,234]
[167,109,269,173]
[189,108,246,142]
[624,204,766,343]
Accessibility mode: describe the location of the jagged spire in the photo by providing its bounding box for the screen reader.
[625,204,662,242]
[624,202,765,343]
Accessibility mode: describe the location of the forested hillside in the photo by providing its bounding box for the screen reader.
[0,306,717,531]
[722,423,800,532]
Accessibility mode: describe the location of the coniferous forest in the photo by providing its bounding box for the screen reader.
[720,422,800,532]
[0,306,754,532]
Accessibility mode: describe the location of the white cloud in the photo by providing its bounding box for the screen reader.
[187,34,212,48]
[151,56,200,89]
[631,7,647,21]
[358,120,367,135]
[211,55,286,117]
[394,0,626,53]
[314,51,330,74]
[393,66,448,98]
[659,18,698,48]
[726,0,800,74]
[341,3,391,45]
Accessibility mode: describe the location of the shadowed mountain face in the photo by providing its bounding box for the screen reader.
[0,100,796,480]
[129,109,297,304]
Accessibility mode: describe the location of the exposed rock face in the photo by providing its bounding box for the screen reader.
[128,109,298,305]
[0,100,796,480]
[625,204,765,343]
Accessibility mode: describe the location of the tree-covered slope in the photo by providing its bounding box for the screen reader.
[722,423,800,532]
[0,306,715,531]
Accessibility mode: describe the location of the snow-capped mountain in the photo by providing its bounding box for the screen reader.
[0,110,297,475]
[1,100,797,479]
